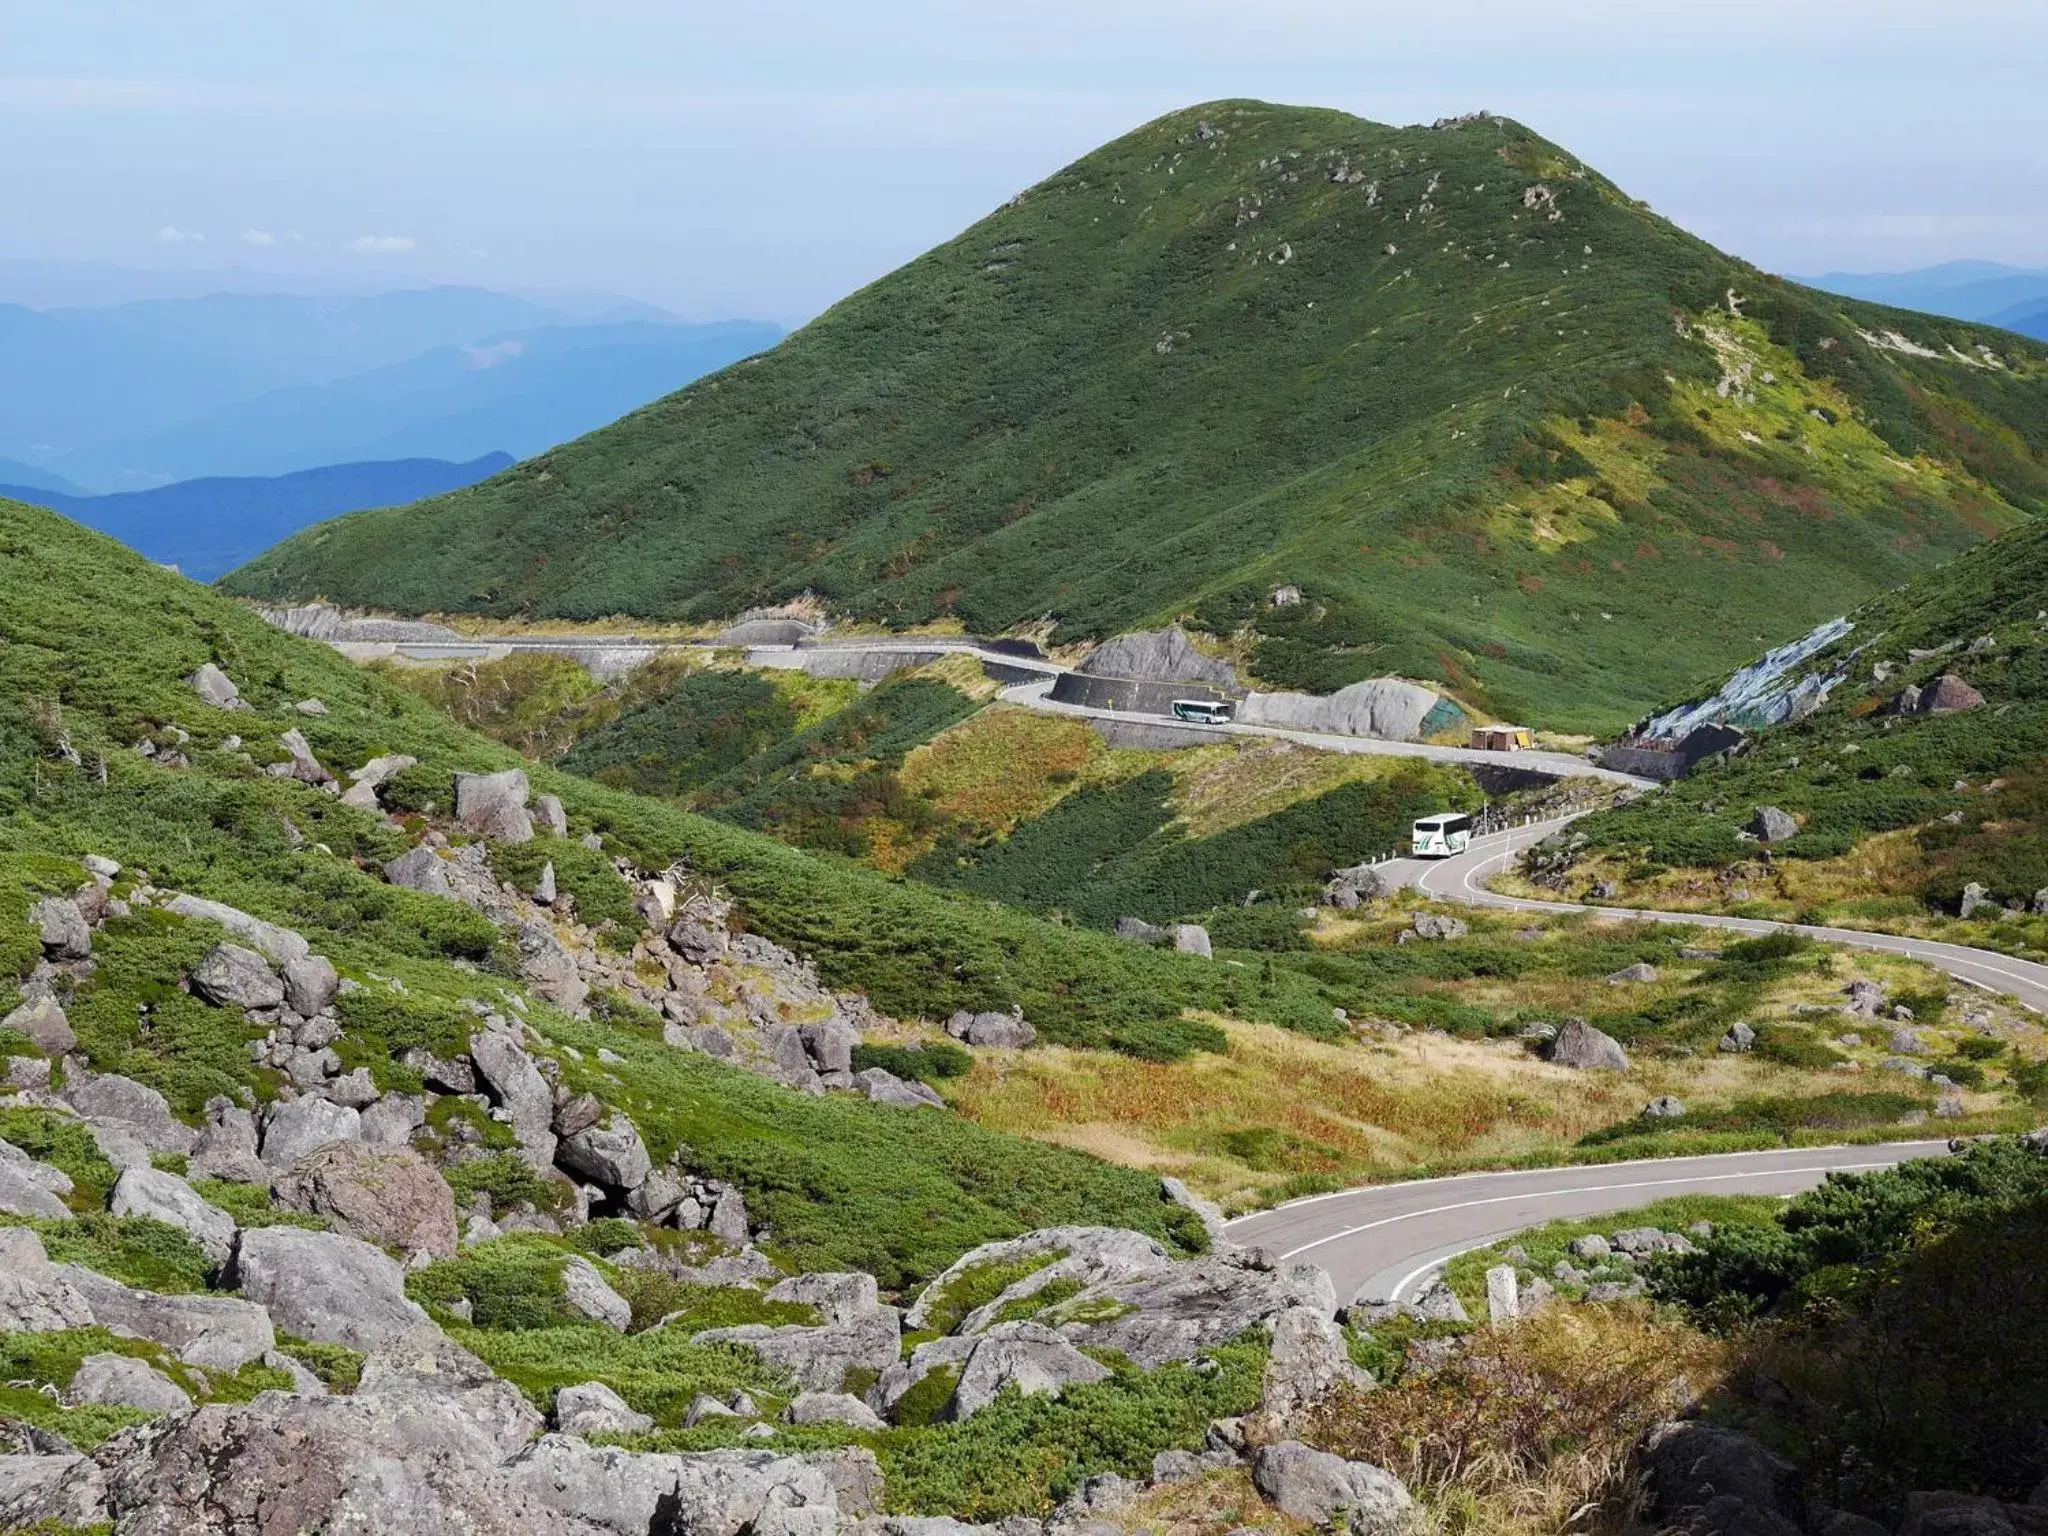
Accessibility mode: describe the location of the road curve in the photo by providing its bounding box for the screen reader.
[1385,819,2048,1014]
[1226,1141,1951,1305]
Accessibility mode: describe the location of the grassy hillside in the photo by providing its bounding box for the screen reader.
[1528,511,2048,949]
[228,101,2048,731]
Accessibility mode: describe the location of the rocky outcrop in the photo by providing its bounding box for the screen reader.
[1749,805,1799,843]
[945,1008,1036,1049]
[1239,678,1449,742]
[1639,1421,1804,1536]
[949,1322,1111,1418]
[190,942,286,1010]
[470,1024,559,1169]
[906,1227,1173,1333]
[554,1381,654,1438]
[186,662,249,711]
[62,1070,200,1156]
[2,993,75,1055]
[231,1226,429,1349]
[259,1095,361,1170]
[561,1257,633,1331]
[1075,626,1237,689]
[1262,1305,1370,1416]
[698,1273,901,1393]
[160,893,313,966]
[68,1352,193,1413]
[0,1453,110,1529]
[558,1114,654,1193]
[1324,864,1392,909]
[273,1141,459,1258]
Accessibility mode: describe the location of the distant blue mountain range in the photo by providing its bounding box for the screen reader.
[0,454,515,580]
[0,285,781,492]
[1797,261,2048,328]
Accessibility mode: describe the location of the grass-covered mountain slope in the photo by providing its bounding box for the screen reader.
[228,101,2048,730]
[1520,508,2048,949]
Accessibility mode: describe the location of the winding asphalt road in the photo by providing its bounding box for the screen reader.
[1225,1142,1952,1305]
[1226,819,2046,1303]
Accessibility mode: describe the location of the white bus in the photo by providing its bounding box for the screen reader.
[1411,813,1474,858]
[1171,699,1233,725]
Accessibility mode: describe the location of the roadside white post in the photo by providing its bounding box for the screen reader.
[1486,1264,1520,1328]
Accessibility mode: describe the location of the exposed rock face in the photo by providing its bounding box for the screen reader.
[1076,626,1238,689]
[191,942,285,1010]
[1172,924,1213,959]
[515,921,590,1012]
[1054,1253,1312,1369]
[273,728,335,786]
[1240,677,1448,742]
[561,1256,633,1331]
[1606,962,1658,984]
[1324,864,1392,909]
[856,1068,944,1109]
[1750,805,1799,842]
[68,1352,193,1413]
[1642,1096,1686,1120]
[260,1095,361,1169]
[1115,916,1170,943]
[949,1322,1111,1419]
[0,1228,94,1332]
[111,1167,239,1267]
[59,1263,274,1369]
[1160,1177,1229,1246]
[1252,1440,1414,1534]
[1545,1019,1630,1071]
[906,1227,1173,1333]
[457,768,536,843]
[786,1392,886,1431]
[1719,1021,1757,1053]
[1409,912,1468,941]
[274,1141,459,1258]
[232,1226,429,1349]
[554,1381,654,1437]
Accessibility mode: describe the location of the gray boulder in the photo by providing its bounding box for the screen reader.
[274,728,335,786]
[698,1273,901,1393]
[515,921,589,1012]
[58,1262,273,1369]
[1324,864,1393,909]
[555,1380,654,1437]
[161,893,312,965]
[31,895,91,960]
[1115,917,1169,943]
[1173,924,1213,959]
[1160,1176,1230,1247]
[1719,1022,1757,1053]
[534,794,569,838]
[111,1167,239,1267]
[2,993,75,1055]
[906,1226,1173,1334]
[945,1008,1037,1049]
[67,1352,193,1413]
[63,1070,200,1154]
[856,1068,945,1109]
[1252,1440,1414,1534]
[1750,806,1799,842]
[787,1392,886,1430]
[1605,962,1659,985]
[385,844,456,896]
[1642,1096,1686,1120]
[233,1225,429,1349]
[558,1114,654,1192]
[1568,1234,1612,1260]
[471,1025,559,1168]
[282,954,340,1016]
[561,1256,633,1331]
[186,662,247,710]
[260,1095,361,1170]
[1263,1305,1370,1415]
[1959,882,1996,919]
[0,1159,72,1219]
[708,1185,751,1246]
[192,1101,269,1184]
[0,1139,73,1199]
[1640,1421,1802,1535]
[0,1453,110,1530]
[0,1228,94,1332]
[800,1016,860,1075]
[1406,1278,1468,1324]
[274,1140,458,1258]
[456,768,535,843]
[1409,912,1467,941]
[1048,1254,1304,1369]
[191,942,285,1010]
[1545,1019,1630,1071]
[950,1322,1111,1419]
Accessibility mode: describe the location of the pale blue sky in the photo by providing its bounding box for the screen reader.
[3,1,2043,321]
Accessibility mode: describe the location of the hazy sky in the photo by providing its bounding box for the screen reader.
[3,1,2043,322]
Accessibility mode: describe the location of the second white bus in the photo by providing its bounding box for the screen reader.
[1411,813,1473,858]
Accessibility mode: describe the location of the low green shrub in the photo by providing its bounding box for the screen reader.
[848,1042,972,1084]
